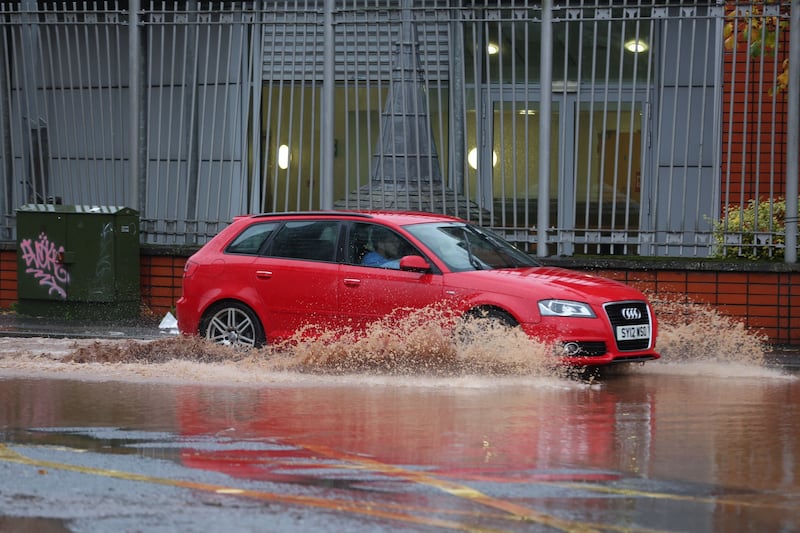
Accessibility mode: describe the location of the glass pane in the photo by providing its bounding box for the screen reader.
[335,86,450,202]
[574,102,642,232]
[226,222,279,255]
[464,15,651,84]
[491,101,559,228]
[269,221,339,262]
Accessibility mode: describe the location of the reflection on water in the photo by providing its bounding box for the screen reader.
[0,379,179,432]
[1,367,797,484]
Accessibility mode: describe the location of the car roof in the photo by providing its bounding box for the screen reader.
[241,210,464,226]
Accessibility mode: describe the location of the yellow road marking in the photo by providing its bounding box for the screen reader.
[0,443,496,532]
[552,481,799,510]
[9,442,780,532]
[300,442,600,533]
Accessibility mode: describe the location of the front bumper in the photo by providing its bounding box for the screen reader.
[521,304,659,366]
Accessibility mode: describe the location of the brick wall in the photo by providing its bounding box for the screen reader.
[593,268,798,346]
[0,248,16,309]
[721,19,791,201]
[139,254,187,316]
[1,247,798,345]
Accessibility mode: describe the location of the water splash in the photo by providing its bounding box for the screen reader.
[59,304,563,378]
[59,298,770,377]
[261,304,565,378]
[651,296,767,366]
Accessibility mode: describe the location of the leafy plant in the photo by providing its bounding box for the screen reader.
[724,1,791,95]
[711,196,794,260]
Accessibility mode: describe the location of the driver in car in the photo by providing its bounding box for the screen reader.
[362,230,405,269]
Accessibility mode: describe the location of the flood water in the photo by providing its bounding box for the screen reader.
[1,362,798,532]
[1,302,799,532]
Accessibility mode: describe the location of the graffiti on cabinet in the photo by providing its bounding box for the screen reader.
[19,232,70,298]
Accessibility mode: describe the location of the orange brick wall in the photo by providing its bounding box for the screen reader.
[594,268,799,346]
[1,247,798,346]
[721,13,792,202]
[139,254,187,316]
[0,249,16,309]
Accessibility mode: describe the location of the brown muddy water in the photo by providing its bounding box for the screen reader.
[0,300,798,532]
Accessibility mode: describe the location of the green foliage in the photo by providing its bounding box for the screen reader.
[724,1,791,95]
[711,196,794,260]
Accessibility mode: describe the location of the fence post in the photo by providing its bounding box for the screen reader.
[537,0,553,258]
[786,0,799,264]
[320,0,335,210]
[128,0,140,211]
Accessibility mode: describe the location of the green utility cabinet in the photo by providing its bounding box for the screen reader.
[16,204,140,319]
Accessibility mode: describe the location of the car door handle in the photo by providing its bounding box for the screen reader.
[256,270,273,279]
[343,278,361,287]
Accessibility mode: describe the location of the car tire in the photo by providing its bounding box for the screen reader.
[466,307,518,327]
[200,301,266,348]
[456,307,518,344]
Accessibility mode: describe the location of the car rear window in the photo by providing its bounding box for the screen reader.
[267,220,340,262]
[225,222,279,255]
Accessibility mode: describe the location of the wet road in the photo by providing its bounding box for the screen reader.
[1,361,798,533]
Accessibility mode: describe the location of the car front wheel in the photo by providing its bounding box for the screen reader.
[456,307,518,344]
[200,301,266,348]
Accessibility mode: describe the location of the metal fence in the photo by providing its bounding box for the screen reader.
[0,0,797,261]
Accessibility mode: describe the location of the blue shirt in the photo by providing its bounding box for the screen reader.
[362,251,400,269]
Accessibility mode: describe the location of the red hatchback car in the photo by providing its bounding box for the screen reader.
[177,211,659,366]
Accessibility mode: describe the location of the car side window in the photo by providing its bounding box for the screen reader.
[349,223,416,269]
[225,222,279,255]
[348,223,372,265]
[267,220,340,262]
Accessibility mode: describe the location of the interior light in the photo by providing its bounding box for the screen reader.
[624,39,648,53]
[468,148,498,170]
[468,148,478,169]
[486,42,499,55]
[518,109,537,116]
[278,144,290,169]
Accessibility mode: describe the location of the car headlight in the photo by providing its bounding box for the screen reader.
[538,299,596,318]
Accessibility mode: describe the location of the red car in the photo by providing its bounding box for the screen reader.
[176,211,659,366]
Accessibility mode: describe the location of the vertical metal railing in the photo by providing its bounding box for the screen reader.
[260,2,325,214]
[129,0,140,211]
[1,1,131,210]
[0,0,795,262]
[538,0,553,258]
[141,1,258,244]
[719,0,793,261]
[788,0,800,264]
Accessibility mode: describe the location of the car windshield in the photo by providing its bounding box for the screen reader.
[404,222,540,272]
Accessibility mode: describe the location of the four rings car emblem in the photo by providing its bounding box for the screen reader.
[621,307,643,320]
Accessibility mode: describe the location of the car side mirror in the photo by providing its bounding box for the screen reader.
[399,255,430,273]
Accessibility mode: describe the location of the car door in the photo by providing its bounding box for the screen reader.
[338,222,444,331]
[251,219,341,340]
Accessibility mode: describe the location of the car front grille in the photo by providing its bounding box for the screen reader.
[604,301,652,351]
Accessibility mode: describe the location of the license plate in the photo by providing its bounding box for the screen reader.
[616,324,650,341]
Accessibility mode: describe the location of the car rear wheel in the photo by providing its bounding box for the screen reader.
[200,301,265,348]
